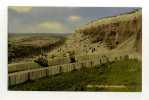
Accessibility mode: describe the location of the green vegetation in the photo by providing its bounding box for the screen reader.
[8,9,142,92]
[8,33,66,63]
[9,59,141,92]
[34,55,48,67]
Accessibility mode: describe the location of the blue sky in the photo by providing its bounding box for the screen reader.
[8,7,137,33]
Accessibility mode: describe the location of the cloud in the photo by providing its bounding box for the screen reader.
[39,21,69,33]
[8,7,136,33]
[68,15,81,22]
[9,6,32,13]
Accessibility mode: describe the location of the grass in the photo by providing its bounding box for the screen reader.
[9,59,141,92]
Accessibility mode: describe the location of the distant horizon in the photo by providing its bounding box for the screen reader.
[8,7,139,34]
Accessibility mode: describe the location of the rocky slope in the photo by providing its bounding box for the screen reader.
[48,9,142,59]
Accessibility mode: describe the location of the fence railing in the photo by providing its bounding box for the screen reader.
[8,54,139,86]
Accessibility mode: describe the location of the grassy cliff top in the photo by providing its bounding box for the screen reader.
[76,9,142,32]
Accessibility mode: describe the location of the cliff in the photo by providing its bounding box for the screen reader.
[48,9,142,59]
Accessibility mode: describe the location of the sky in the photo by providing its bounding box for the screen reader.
[8,7,138,34]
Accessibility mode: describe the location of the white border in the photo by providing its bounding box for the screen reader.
[0,0,148,100]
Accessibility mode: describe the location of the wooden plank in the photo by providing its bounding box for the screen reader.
[29,68,48,80]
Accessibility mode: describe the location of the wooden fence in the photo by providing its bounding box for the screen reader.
[8,54,139,86]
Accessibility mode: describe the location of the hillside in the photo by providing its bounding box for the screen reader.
[9,59,141,91]
[8,9,142,91]
[8,33,66,63]
[48,9,142,59]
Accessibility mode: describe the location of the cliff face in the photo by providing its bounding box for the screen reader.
[75,9,142,50]
[48,9,142,58]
